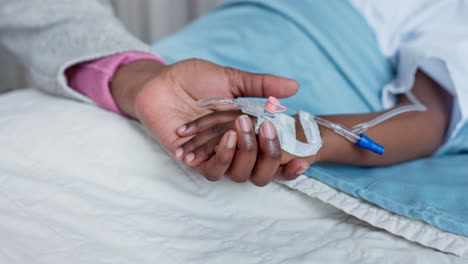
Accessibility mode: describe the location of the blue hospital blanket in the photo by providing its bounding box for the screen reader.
[152,0,468,236]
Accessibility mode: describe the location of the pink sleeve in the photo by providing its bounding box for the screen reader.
[67,51,166,115]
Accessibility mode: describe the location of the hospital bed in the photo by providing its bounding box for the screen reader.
[0,89,465,263]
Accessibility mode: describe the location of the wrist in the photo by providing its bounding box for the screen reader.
[314,125,334,163]
[111,60,167,118]
[293,115,328,165]
[313,122,355,164]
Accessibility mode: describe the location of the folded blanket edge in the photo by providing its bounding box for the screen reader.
[279,175,468,258]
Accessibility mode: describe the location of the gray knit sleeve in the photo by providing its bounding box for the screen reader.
[0,0,153,102]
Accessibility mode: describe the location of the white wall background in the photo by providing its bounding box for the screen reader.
[112,0,224,43]
[0,0,224,92]
[112,0,222,42]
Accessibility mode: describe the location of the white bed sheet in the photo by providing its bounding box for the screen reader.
[0,89,464,264]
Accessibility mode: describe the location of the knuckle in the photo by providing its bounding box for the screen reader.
[184,140,198,152]
[219,156,232,167]
[215,151,232,166]
[260,139,281,160]
[263,140,282,160]
[267,148,282,160]
[251,177,270,187]
[230,173,249,183]
[199,144,213,157]
[241,140,258,153]
[205,173,222,182]
[284,173,299,181]
[233,178,248,184]
[290,174,300,180]
[190,119,200,130]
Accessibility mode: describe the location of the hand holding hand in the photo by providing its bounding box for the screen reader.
[176,111,316,186]
[110,58,310,185]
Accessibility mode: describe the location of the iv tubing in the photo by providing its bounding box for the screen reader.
[313,116,361,143]
[350,91,427,134]
[312,90,426,154]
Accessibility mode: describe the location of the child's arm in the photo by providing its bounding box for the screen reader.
[316,70,452,166]
[177,70,452,182]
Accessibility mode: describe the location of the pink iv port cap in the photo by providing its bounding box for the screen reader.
[265,96,288,113]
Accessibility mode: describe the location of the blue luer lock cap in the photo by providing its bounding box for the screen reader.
[356,134,385,155]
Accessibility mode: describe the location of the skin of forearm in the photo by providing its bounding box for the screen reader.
[311,70,453,167]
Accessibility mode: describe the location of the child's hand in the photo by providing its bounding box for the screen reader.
[174,110,313,186]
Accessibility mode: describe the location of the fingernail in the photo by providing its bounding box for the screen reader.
[263,121,276,139]
[185,153,195,163]
[226,132,237,149]
[175,148,184,160]
[177,125,187,134]
[239,115,251,133]
[296,166,309,175]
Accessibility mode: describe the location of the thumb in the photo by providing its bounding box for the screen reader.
[226,67,299,99]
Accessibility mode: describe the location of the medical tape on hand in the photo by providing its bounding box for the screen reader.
[240,103,322,157]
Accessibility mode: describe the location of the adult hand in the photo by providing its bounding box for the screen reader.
[111,58,309,184]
